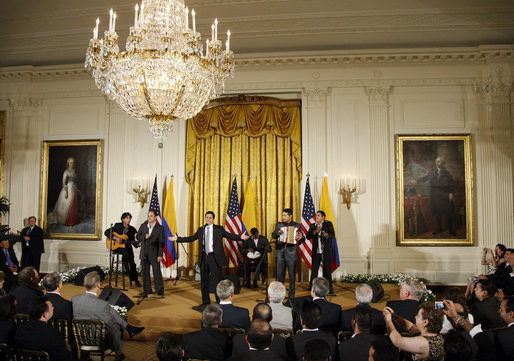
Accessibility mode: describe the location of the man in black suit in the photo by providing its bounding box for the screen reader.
[17,216,44,272]
[496,295,514,361]
[385,278,422,331]
[232,303,289,360]
[272,208,305,300]
[341,283,386,334]
[242,228,271,288]
[294,277,341,335]
[339,306,383,361]
[42,272,72,322]
[306,211,335,293]
[171,211,248,310]
[14,296,76,361]
[104,212,141,287]
[182,303,230,361]
[244,318,286,361]
[303,339,331,361]
[8,266,43,314]
[289,301,337,361]
[156,332,183,361]
[217,279,251,331]
[471,279,506,330]
[0,238,19,292]
[136,210,165,297]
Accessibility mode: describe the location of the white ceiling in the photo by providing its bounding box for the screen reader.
[1,0,513,67]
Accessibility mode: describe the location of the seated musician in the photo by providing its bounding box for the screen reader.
[242,228,271,288]
[104,212,141,287]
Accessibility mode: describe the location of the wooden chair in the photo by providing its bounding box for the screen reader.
[272,328,294,338]
[337,330,353,343]
[48,318,70,350]
[217,327,245,337]
[9,349,49,361]
[72,318,118,361]
[12,313,30,326]
[0,343,7,361]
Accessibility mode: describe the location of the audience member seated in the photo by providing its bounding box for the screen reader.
[294,277,341,335]
[339,306,384,361]
[440,287,475,334]
[182,303,230,361]
[14,296,76,361]
[71,271,143,360]
[43,272,72,322]
[244,319,285,361]
[288,301,337,361]
[8,266,43,314]
[470,279,506,329]
[232,303,289,360]
[483,248,514,296]
[268,281,293,330]
[0,297,15,346]
[155,332,183,361]
[303,339,331,361]
[368,338,399,361]
[385,278,422,331]
[217,279,251,331]
[0,238,19,293]
[383,301,444,361]
[496,295,514,361]
[443,330,473,361]
[341,283,386,334]
[0,270,5,297]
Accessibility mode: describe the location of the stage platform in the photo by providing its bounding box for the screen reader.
[60,276,401,343]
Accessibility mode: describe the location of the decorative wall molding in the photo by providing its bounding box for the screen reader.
[7,97,43,116]
[473,67,513,103]
[365,86,393,103]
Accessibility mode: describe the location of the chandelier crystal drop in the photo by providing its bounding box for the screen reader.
[85,0,235,141]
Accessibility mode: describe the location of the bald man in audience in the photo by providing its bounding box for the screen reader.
[341,283,386,334]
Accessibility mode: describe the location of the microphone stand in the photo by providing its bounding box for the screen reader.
[256,240,278,303]
[108,223,113,288]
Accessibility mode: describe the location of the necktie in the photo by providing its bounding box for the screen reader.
[4,249,13,266]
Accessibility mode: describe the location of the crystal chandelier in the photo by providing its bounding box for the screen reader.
[85,0,235,141]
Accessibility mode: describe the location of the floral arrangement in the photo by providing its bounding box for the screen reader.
[39,265,111,286]
[332,270,435,303]
[110,305,128,320]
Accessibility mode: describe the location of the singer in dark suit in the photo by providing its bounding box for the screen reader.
[306,211,335,293]
[18,216,44,272]
[272,208,305,300]
[171,211,248,310]
[136,210,165,296]
[242,228,272,288]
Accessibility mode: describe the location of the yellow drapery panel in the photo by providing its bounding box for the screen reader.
[185,96,302,269]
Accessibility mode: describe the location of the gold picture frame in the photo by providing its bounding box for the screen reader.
[40,140,103,239]
[396,135,473,246]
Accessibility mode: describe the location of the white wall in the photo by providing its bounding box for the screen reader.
[0,46,512,284]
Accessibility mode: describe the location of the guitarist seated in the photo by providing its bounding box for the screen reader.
[104,212,141,287]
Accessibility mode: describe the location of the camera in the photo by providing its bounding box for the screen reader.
[435,301,445,310]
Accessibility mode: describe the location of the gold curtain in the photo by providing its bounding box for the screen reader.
[185,95,302,270]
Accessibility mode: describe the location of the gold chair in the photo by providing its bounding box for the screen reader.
[9,349,49,361]
[72,318,118,361]
[337,330,353,343]
[12,314,30,326]
[217,327,245,336]
[272,328,294,338]
[48,318,70,351]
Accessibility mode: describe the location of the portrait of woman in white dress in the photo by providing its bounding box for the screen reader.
[47,157,79,227]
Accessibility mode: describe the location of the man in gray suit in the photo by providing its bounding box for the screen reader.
[272,208,305,300]
[71,271,144,360]
[136,210,165,297]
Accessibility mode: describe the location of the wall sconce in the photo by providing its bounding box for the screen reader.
[339,177,358,209]
[131,179,150,208]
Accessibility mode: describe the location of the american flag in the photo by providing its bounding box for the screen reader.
[224,178,247,267]
[299,177,315,269]
[149,176,162,225]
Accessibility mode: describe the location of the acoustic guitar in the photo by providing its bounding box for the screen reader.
[106,232,130,250]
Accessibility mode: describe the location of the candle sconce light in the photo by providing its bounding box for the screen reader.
[339,177,358,209]
[131,179,151,208]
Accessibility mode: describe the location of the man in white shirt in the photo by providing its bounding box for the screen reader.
[268,281,293,330]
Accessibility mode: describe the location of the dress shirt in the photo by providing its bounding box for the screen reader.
[316,222,323,254]
[86,291,97,296]
[301,328,319,332]
[46,291,61,295]
[219,301,232,305]
[205,225,213,253]
[148,223,155,236]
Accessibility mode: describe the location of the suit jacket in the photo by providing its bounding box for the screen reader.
[470,297,506,330]
[177,224,243,268]
[0,319,15,346]
[294,298,342,335]
[14,320,76,361]
[183,327,230,361]
[306,221,335,257]
[339,333,381,361]
[233,333,290,361]
[247,349,287,361]
[269,302,293,330]
[71,292,126,353]
[385,299,419,331]
[0,246,19,292]
[288,330,337,361]
[495,324,514,361]
[8,285,43,314]
[341,303,386,334]
[136,221,165,260]
[20,225,45,255]
[220,303,251,331]
[46,292,73,322]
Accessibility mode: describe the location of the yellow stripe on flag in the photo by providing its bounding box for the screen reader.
[242,178,257,233]
[319,177,336,237]
[163,178,177,234]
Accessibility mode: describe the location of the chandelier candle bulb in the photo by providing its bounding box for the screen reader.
[191,9,195,33]
[227,30,230,51]
[134,4,139,28]
[185,7,188,29]
[211,24,214,42]
[109,9,113,32]
[214,18,218,41]
[112,12,117,33]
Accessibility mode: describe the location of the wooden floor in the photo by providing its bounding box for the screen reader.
[61,277,401,360]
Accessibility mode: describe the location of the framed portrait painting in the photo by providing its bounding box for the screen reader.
[40,140,103,239]
[396,135,473,246]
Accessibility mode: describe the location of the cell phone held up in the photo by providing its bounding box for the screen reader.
[435,301,445,310]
